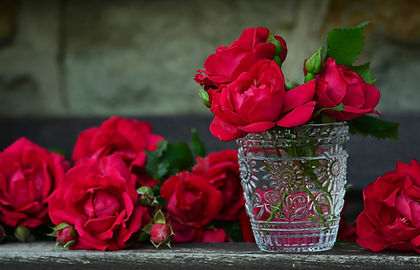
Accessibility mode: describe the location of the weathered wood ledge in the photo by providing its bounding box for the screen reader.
[0,242,419,270]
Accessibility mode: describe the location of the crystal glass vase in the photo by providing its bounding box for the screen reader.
[237,123,349,252]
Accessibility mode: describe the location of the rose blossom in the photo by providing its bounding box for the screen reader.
[315,58,380,121]
[192,149,243,221]
[150,223,172,247]
[209,59,316,141]
[49,155,150,251]
[195,27,287,89]
[72,117,163,187]
[0,138,69,228]
[160,171,223,242]
[56,225,77,246]
[201,228,231,242]
[356,160,420,252]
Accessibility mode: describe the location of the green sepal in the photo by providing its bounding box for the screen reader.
[63,240,76,249]
[142,224,153,235]
[349,63,377,84]
[304,73,315,83]
[198,88,211,108]
[137,230,150,242]
[190,128,206,157]
[266,31,283,57]
[137,186,154,196]
[137,186,159,206]
[313,103,345,118]
[285,80,299,91]
[348,115,399,139]
[273,55,282,67]
[154,209,166,224]
[47,222,71,237]
[327,21,370,66]
[305,45,324,74]
[14,226,30,243]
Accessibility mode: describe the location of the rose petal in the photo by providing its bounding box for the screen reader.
[277,101,316,127]
[283,79,315,113]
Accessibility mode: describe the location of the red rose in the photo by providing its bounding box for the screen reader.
[201,228,231,242]
[160,171,223,242]
[209,59,316,141]
[72,117,163,187]
[195,27,287,89]
[192,150,243,221]
[356,160,420,252]
[337,203,357,242]
[238,209,255,242]
[0,138,69,228]
[315,58,380,121]
[48,156,150,251]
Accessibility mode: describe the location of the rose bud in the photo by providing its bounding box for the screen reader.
[150,223,173,248]
[304,46,324,75]
[56,225,77,248]
[14,226,30,243]
[137,186,157,206]
[0,224,5,243]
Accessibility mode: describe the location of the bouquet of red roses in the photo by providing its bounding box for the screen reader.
[195,24,398,141]
[194,23,400,252]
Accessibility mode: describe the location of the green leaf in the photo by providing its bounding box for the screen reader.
[348,115,399,139]
[163,142,195,176]
[190,128,206,157]
[145,140,169,180]
[327,21,370,66]
[349,63,377,84]
[48,148,67,156]
[145,140,194,182]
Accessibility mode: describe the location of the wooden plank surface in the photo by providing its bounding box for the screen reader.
[0,242,419,270]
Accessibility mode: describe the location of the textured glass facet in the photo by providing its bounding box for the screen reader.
[237,123,349,252]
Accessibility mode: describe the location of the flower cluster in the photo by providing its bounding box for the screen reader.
[194,26,391,141]
[161,150,252,242]
[0,117,253,250]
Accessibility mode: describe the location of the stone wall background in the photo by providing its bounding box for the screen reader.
[0,0,419,117]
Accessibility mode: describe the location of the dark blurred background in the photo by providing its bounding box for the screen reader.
[0,0,419,192]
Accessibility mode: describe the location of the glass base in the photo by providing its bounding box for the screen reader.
[252,219,339,253]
